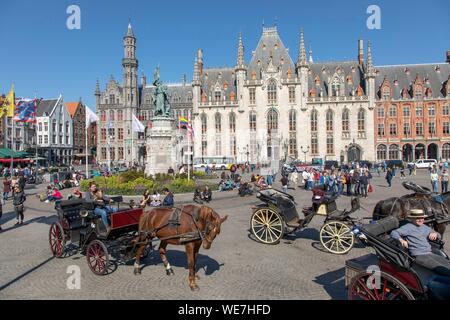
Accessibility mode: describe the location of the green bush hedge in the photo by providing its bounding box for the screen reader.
[80,174,219,195]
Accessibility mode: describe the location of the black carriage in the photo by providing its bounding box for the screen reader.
[346,216,450,300]
[250,187,360,254]
[48,197,147,275]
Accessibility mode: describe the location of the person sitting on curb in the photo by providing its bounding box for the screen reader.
[162,187,174,207]
[45,187,62,203]
[390,208,450,276]
[202,185,212,202]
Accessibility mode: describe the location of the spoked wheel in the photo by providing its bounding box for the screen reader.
[49,222,66,257]
[348,271,415,300]
[86,240,110,275]
[250,208,284,244]
[320,221,354,254]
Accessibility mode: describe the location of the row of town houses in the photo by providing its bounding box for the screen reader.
[0,96,97,166]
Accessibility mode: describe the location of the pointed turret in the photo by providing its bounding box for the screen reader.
[308,45,314,64]
[367,41,374,74]
[236,32,245,69]
[297,28,307,67]
[197,49,203,76]
[358,39,364,66]
[95,78,100,96]
[141,71,146,87]
[126,22,134,37]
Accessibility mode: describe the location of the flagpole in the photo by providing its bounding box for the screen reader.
[34,94,38,170]
[11,85,15,175]
[85,106,89,179]
[131,113,134,168]
[107,113,111,173]
[187,110,190,181]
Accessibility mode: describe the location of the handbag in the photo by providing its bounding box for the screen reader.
[368,184,373,193]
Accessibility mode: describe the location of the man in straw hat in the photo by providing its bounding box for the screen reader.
[391,208,450,276]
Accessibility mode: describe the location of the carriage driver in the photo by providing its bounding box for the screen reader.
[85,181,117,232]
[390,209,450,276]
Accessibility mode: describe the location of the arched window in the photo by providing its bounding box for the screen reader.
[326,109,333,132]
[100,110,106,122]
[358,108,365,131]
[249,111,257,132]
[442,143,450,160]
[201,113,207,134]
[342,109,349,132]
[377,144,387,160]
[109,110,115,121]
[267,79,277,104]
[229,112,236,133]
[267,109,278,158]
[289,109,296,132]
[117,110,123,121]
[215,113,221,133]
[311,109,318,132]
[389,144,399,160]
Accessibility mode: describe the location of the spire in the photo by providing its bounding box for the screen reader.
[141,71,147,87]
[197,49,203,75]
[367,41,373,69]
[95,79,100,96]
[193,57,200,83]
[237,32,245,68]
[308,45,314,64]
[298,28,307,66]
[358,39,364,66]
[126,21,134,38]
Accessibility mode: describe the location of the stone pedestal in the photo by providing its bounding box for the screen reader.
[145,116,176,176]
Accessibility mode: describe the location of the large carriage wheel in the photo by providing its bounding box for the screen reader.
[49,222,66,257]
[86,240,110,275]
[319,221,354,254]
[250,208,284,244]
[348,271,415,300]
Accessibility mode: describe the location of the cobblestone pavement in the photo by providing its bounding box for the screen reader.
[0,170,448,300]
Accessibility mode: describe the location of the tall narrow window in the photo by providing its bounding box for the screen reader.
[288,86,296,103]
[229,113,236,133]
[389,105,397,117]
[267,79,277,104]
[377,145,387,160]
[326,110,333,132]
[201,114,207,134]
[311,110,318,132]
[249,88,256,105]
[342,109,349,132]
[118,110,123,121]
[267,109,278,158]
[429,122,436,135]
[428,105,435,117]
[403,123,411,136]
[229,113,236,157]
[377,124,385,137]
[416,106,423,117]
[331,77,340,97]
[326,135,334,154]
[311,134,318,155]
[416,123,423,136]
[289,109,297,156]
[389,123,397,136]
[109,110,115,121]
[249,111,257,132]
[201,113,207,156]
[215,113,221,133]
[377,107,385,118]
[389,145,399,159]
[357,108,365,131]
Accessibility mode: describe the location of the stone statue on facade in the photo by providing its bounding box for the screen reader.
[152,65,171,117]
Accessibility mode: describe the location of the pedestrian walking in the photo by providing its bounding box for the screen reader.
[13,185,26,225]
[430,170,439,193]
[3,177,11,204]
[386,168,393,187]
[281,175,288,192]
[440,169,449,193]
[360,171,369,198]
[400,166,406,179]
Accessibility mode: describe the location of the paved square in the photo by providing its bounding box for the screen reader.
[0,170,448,299]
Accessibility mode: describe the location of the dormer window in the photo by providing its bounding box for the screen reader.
[405,68,410,75]
[382,87,390,100]
[274,43,278,50]
[314,76,320,85]
[214,91,221,102]
[223,81,228,90]
[415,86,422,100]
[251,71,257,80]
[331,77,340,97]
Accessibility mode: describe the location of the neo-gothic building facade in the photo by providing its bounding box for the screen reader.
[192,27,376,164]
[95,23,450,166]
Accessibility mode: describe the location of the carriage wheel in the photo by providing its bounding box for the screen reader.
[319,221,354,254]
[86,240,110,275]
[250,208,284,244]
[49,222,66,257]
[348,271,415,300]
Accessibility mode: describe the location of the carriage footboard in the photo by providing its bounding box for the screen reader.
[345,254,378,287]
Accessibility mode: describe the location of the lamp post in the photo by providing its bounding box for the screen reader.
[246,144,249,163]
[301,145,309,163]
[282,139,288,162]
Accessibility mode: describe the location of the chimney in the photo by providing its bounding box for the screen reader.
[447,50,450,64]
[358,39,364,66]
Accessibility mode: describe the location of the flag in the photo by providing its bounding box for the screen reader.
[85,105,99,125]
[187,112,194,141]
[13,99,37,122]
[1,84,15,118]
[132,113,145,132]
[178,116,188,129]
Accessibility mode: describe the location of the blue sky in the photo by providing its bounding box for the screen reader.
[1,0,449,110]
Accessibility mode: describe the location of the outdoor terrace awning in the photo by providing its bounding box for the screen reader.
[0,158,33,163]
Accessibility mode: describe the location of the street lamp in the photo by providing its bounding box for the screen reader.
[246,144,249,163]
[301,145,309,163]
[282,139,288,162]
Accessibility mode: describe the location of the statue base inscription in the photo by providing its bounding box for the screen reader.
[145,116,176,176]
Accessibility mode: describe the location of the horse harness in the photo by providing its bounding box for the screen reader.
[139,205,214,245]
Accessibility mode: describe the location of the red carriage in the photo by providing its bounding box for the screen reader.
[48,198,149,275]
[346,216,450,300]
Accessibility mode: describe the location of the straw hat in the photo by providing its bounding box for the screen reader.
[407,208,427,219]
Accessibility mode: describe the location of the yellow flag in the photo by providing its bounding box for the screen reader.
[5,84,15,117]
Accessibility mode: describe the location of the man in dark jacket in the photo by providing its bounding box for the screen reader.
[359,171,369,198]
[386,168,393,187]
[13,185,26,225]
[162,188,174,207]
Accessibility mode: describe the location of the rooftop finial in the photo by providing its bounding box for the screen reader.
[237,32,245,68]
[298,28,307,66]
[308,44,313,64]
[126,20,134,37]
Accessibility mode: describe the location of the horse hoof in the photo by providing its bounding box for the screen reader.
[134,269,141,275]
[195,275,200,280]
[166,268,175,276]
[190,285,200,291]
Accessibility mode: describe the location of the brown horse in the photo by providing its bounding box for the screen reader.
[132,204,228,290]
[372,190,450,236]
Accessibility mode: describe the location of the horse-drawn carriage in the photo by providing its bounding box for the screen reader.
[48,197,148,275]
[346,216,450,300]
[250,187,360,254]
